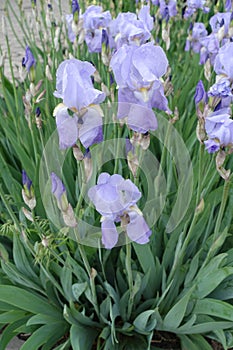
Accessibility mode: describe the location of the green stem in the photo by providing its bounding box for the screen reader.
[113,124,122,174]
[155,121,173,196]
[134,144,144,188]
[80,243,100,318]
[98,242,107,281]
[73,228,100,318]
[74,161,87,217]
[4,8,24,49]
[213,177,231,241]
[201,155,215,191]
[75,182,87,217]
[126,240,134,319]
[6,1,31,46]
[196,144,204,207]
[30,103,39,165]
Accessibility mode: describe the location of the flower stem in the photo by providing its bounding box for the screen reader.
[74,161,87,217]
[125,240,134,319]
[134,144,144,188]
[73,228,100,318]
[213,177,231,241]
[155,120,173,197]
[113,123,122,174]
[196,143,204,207]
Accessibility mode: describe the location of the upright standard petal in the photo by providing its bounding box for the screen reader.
[132,43,168,82]
[138,5,154,31]
[110,45,133,88]
[82,6,112,53]
[54,59,105,110]
[66,14,76,43]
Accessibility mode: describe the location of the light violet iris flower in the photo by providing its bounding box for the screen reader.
[204,108,233,153]
[214,42,233,81]
[109,6,153,49]
[22,46,36,72]
[54,59,105,150]
[82,5,112,53]
[88,173,151,249]
[110,42,169,133]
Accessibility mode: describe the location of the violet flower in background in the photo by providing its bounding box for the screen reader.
[225,0,232,11]
[22,170,33,194]
[208,78,232,98]
[51,172,68,212]
[138,5,154,31]
[209,12,231,38]
[51,172,77,227]
[159,0,177,21]
[82,5,112,53]
[185,22,207,53]
[22,170,36,210]
[199,33,219,65]
[101,29,109,48]
[214,42,233,81]
[22,46,36,72]
[184,0,209,18]
[88,173,151,249]
[109,7,153,49]
[66,14,76,43]
[194,80,207,106]
[110,42,169,133]
[204,108,233,153]
[72,0,79,14]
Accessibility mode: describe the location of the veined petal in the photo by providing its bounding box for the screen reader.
[79,105,103,148]
[97,172,111,185]
[55,106,78,149]
[101,219,118,249]
[54,59,105,110]
[127,210,151,244]
[127,104,158,133]
[132,43,168,80]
